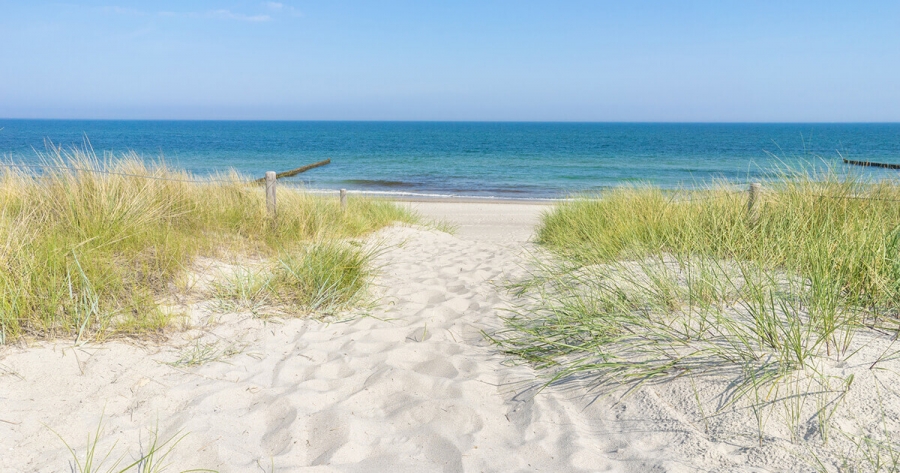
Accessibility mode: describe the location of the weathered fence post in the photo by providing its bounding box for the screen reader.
[340,189,347,211]
[265,171,277,220]
[747,182,760,224]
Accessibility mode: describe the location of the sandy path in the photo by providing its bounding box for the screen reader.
[400,201,549,243]
[0,203,636,472]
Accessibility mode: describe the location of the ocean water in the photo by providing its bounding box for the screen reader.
[1,120,899,199]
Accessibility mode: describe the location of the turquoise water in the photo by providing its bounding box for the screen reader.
[1,120,899,199]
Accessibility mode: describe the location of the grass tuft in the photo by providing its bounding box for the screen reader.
[270,241,373,314]
[166,340,244,368]
[55,417,216,473]
[210,241,375,316]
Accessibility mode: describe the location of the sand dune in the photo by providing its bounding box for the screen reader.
[2,202,895,472]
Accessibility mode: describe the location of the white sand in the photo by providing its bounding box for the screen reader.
[401,200,548,242]
[2,201,898,472]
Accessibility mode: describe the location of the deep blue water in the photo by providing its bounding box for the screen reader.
[1,120,899,199]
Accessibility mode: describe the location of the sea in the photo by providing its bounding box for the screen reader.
[1,120,899,200]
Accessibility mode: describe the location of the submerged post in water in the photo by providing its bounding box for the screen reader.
[266,171,277,219]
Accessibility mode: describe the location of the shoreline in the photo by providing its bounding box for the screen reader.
[302,187,565,204]
[400,199,551,242]
[385,195,558,204]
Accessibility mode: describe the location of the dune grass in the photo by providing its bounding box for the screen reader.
[537,173,900,314]
[0,147,415,343]
[210,241,376,316]
[523,169,900,370]
[493,167,900,463]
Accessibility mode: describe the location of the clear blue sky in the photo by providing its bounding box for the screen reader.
[1,1,898,121]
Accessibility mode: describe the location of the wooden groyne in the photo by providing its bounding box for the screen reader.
[843,158,900,170]
[255,159,331,184]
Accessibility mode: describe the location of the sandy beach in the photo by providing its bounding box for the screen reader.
[1,200,896,472]
[4,0,898,470]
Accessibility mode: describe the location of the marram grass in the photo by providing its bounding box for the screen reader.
[494,167,900,462]
[0,147,415,343]
[210,241,376,316]
[537,171,900,314]
[505,169,900,381]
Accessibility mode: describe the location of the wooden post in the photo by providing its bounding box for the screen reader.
[265,171,277,219]
[340,189,347,211]
[747,182,760,224]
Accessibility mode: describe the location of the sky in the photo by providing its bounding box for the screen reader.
[1,1,898,122]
